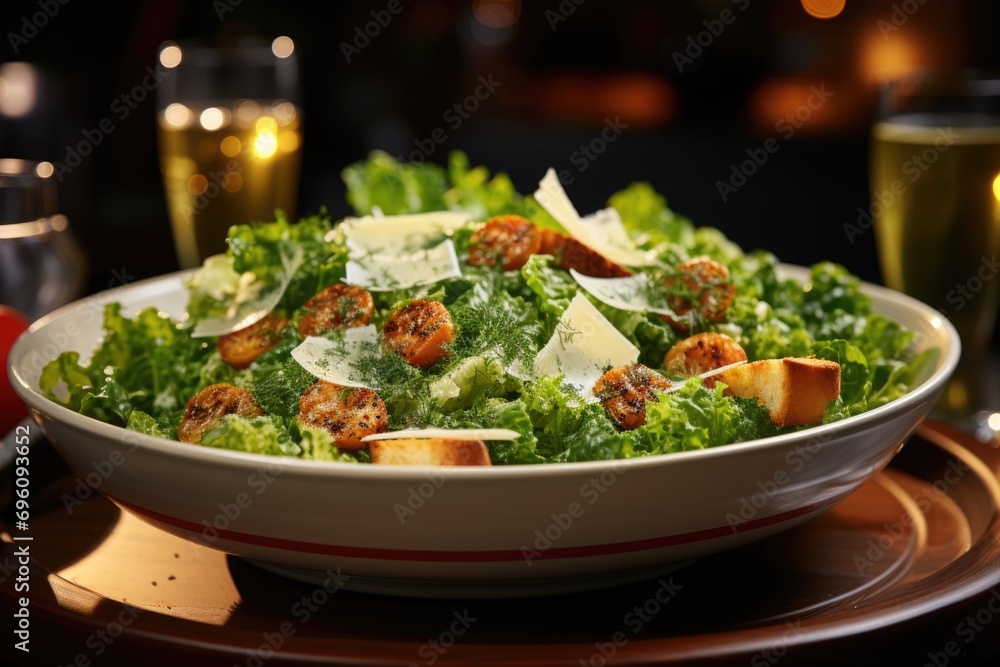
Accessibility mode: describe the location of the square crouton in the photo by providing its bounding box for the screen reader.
[715,357,841,427]
[369,439,492,466]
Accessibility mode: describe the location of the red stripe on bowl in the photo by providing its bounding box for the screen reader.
[108,491,850,563]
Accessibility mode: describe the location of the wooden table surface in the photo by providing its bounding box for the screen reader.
[2,420,1000,666]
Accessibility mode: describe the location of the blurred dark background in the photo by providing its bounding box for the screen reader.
[0,0,997,311]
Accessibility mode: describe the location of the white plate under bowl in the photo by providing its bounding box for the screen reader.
[6,266,960,598]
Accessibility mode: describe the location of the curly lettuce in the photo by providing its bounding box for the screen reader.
[39,150,934,464]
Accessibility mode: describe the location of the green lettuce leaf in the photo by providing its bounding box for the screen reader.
[290,420,362,462]
[126,410,169,438]
[201,415,302,457]
[637,379,778,454]
[444,150,527,220]
[811,339,871,416]
[342,150,448,215]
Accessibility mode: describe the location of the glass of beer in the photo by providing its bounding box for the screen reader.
[870,76,1000,420]
[156,36,302,268]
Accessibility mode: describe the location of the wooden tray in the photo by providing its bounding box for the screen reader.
[2,420,1000,666]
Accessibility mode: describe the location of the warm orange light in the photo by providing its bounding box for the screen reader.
[187,174,208,195]
[536,73,675,129]
[163,103,192,129]
[200,107,226,131]
[473,0,521,29]
[751,79,810,122]
[271,36,294,59]
[159,43,183,69]
[801,0,845,19]
[220,136,241,157]
[992,173,1000,203]
[253,117,279,159]
[222,172,243,193]
[0,62,38,118]
[745,75,861,135]
[859,30,923,84]
[278,130,300,153]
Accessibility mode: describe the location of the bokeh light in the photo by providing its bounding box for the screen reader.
[0,63,38,118]
[163,103,192,129]
[220,136,242,157]
[159,44,183,69]
[473,0,521,29]
[272,36,295,59]
[253,117,279,159]
[200,107,227,132]
[859,30,923,84]
[801,0,846,20]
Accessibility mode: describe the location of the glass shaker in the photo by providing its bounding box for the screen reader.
[0,159,87,321]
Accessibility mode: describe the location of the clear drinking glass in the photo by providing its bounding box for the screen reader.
[156,36,302,269]
[0,159,87,320]
[870,75,1000,421]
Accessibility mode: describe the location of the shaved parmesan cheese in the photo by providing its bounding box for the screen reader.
[290,325,380,389]
[535,168,584,229]
[534,169,657,267]
[532,292,639,401]
[345,239,461,292]
[192,245,304,338]
[569,269,678,317]
[579,208,659,265]
[362,428,521,442]
[339,211,470,255]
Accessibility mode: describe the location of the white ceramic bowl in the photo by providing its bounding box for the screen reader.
[7,266,960,597]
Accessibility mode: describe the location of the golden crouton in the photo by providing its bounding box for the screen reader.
[715,357,841,427]
[369,439,492,466]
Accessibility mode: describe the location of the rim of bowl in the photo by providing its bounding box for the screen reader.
[7,265,962,480]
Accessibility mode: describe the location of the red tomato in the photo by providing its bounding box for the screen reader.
[0,305,31,435]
